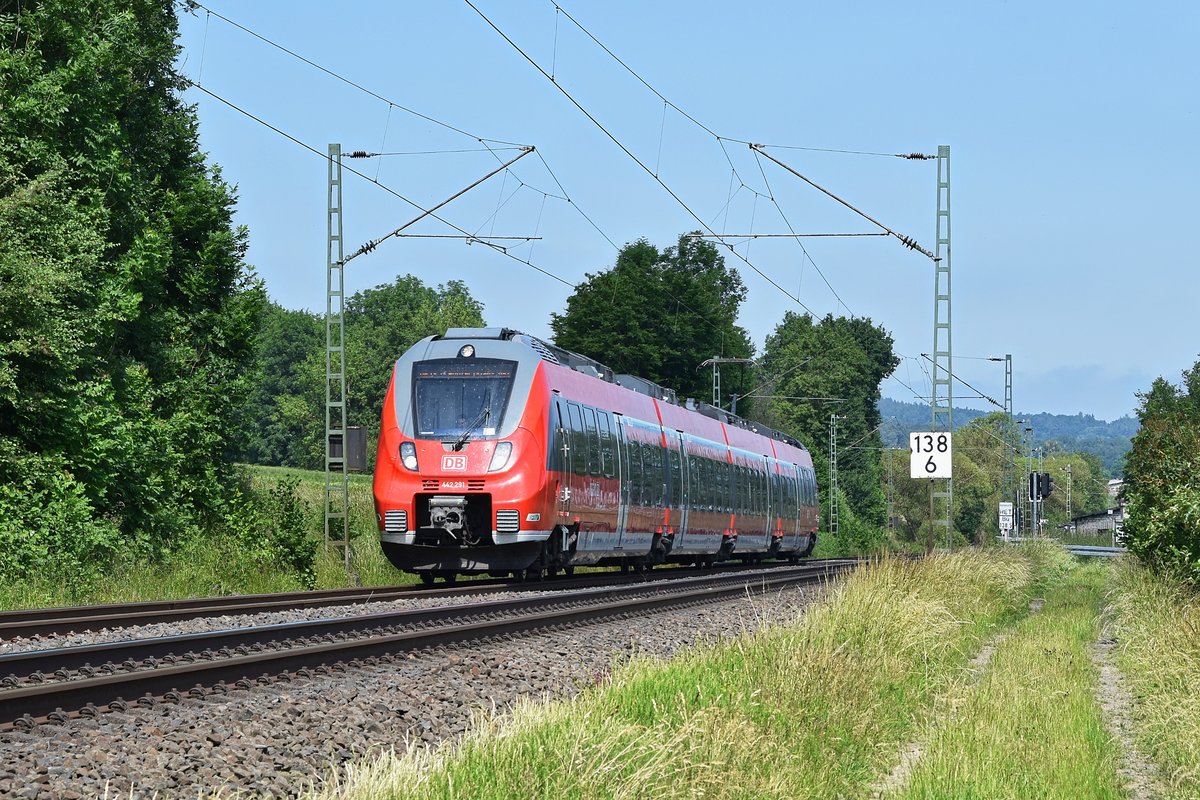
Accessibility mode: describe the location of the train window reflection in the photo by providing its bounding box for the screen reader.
[412,359,516,439]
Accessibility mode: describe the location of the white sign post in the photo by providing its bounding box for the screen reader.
[998,501,1014,539]
[909,431,952,479]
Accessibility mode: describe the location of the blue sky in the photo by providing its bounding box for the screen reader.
[175,1,1198,423]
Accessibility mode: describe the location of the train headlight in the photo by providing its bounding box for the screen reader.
[399,441,419,471]
[488,441,513,472]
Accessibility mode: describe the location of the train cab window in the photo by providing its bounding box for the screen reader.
[598,413,614,477]
[412,358,516,439]
[583,407,599,475]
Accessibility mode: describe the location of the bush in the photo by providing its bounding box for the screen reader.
[222,474,318,590]
[1123,364,1200,583]
[0,439,123,582]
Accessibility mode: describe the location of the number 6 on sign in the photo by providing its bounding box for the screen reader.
[909,431,952,479]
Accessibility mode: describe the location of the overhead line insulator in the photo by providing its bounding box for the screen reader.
[898,152,935,160]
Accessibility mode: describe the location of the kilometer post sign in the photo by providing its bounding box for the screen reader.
[909,431,952,479]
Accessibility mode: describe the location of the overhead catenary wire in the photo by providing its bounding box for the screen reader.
[751,145,938,261]
[548,2,852,313]
[187,81,575,287]
[918,353,1006,412]
[544,2,934,316]
[178,1,620,265]
[182,0,528,148]
[465,0,817,316]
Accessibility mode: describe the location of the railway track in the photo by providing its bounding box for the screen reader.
[0,560,855,731]
[0,558,852,639]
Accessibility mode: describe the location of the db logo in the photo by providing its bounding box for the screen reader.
[441,455,468,471]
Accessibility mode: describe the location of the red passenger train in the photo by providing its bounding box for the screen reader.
[373,327,820,583]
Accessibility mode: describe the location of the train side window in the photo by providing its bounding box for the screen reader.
[648,442,664,507]
[690,456,700,509]
[583,407,599,475]
[598,412,614,477]
[567,403,585,475]
[629,437,644,506]
[670,446,683,507]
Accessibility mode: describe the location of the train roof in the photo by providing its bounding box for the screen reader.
[433,327,808,453]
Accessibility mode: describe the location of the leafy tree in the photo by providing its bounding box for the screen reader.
[239,303,323,467]
[345,276,484,439]
[1123,359,1200,581]
[754,312,899,530]
[550,234,754,403]
[0,0,264,578]
[241,276,485,470]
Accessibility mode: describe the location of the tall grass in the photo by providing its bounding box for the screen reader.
[311,547,1055,800]
[1108,560,1200,797]
[890,561,1122,799]
[0,465,408,611]
[247,466,405,588]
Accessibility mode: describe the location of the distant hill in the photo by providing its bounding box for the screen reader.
[878,398,1137,475]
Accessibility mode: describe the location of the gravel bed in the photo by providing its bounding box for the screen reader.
[0,583,823,799]
[0,590,558,656]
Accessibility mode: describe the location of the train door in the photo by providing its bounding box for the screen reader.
[553,399,572,523]
[671,432,688,545]
[565,401,588,545]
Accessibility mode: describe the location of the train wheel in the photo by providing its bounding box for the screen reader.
[441,572,458,585]
[563,566,575,576]
[419,572,436,586]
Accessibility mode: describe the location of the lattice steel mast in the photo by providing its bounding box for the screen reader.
[930,145,953,550]
[325,144,351,574]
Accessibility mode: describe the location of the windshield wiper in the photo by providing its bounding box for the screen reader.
[452,405,491,451]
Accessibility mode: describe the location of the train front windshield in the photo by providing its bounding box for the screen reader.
[412,358,517,439]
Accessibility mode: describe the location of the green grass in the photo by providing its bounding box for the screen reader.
[888,561,1123,800]
[0,465,411,611]
[309,547,1058,800]
[1108,560,1200,797]
[244,465,408,589]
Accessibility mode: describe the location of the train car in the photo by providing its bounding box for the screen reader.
[372,327,819,583]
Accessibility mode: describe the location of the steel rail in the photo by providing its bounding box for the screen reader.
[0,561,853,729]
[0,559,851,638]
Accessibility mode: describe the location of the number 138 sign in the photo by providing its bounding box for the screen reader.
[909,432,952,479]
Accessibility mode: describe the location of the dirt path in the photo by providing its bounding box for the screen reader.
[869,609,1021,799]
[1093,627,1166,800]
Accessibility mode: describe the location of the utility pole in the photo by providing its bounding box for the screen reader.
[1065,462,1073,522]
[699,356,755,409]
[324,144,351,575]
[1022,422,1033,537]
[930,145,954,549]
[828,414,842,538]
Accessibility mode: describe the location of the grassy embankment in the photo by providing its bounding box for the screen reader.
[887,560,1123,799]
[1108,561,1200,797]
[0,465,407,611]
[311,545,1093,800]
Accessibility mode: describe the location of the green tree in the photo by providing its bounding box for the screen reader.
[550,234,754,403]
[241,276,486,471]
[239,303,323,467]
[755,312,899,530]
[0,1,264,577]
[344,276,485,449]
[1123,359,1200,581]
